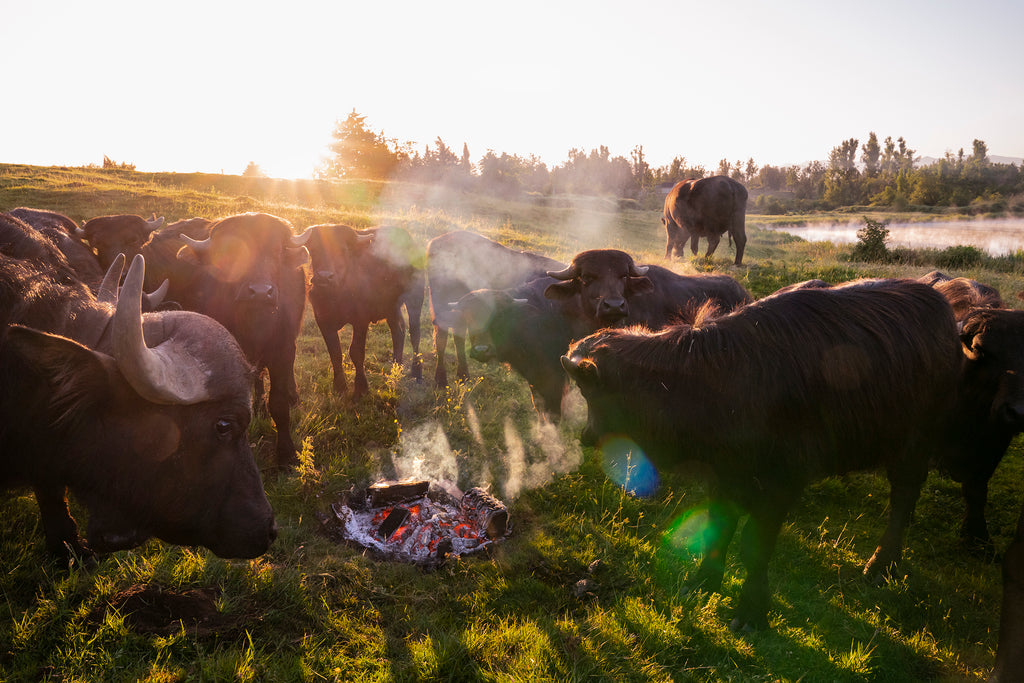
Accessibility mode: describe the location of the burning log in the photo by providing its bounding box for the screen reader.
[330,481,510,565]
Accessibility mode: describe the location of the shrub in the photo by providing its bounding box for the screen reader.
[936,245,984,270]
[850,217,890,262]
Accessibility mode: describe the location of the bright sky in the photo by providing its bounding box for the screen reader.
[4,0,1022,180]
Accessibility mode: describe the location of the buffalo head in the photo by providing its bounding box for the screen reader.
[544,249,652,325]
[79,213,164,270]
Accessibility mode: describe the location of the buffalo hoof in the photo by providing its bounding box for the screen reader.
[728,616,764,634]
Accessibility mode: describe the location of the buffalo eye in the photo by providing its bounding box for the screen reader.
[215,418,235,439]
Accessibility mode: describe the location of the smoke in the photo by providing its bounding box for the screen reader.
[389,401,584,503]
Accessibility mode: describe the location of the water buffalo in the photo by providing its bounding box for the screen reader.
[176,212,309,469]
[561,279,962,631]
[426,231,565,387]
[0,248,277,560]
[919,270,1005,321]
[79,212,165,270]
[545,249,751,329]
[662,175,748,265]
[7,207,104,288]
[454,261,752,419]
[302,224,425,398]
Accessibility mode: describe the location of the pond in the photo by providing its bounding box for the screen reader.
[764,217,1024,256]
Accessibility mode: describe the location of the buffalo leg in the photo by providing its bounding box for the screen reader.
[993,498,1024,681]
[350,323,371,398]
[961,477,995,555]
[386,307,406,366]
[406,301,423,381]
[732,496,793,632]
[320,326,348,396]
[705,233,722,259]
[689,233,700,257]
[34,485,88,559]
[266,355,299,469]
[863,459,927,580]
[732,228,747,266]
[687,499,741,594]
[433,324,449,386]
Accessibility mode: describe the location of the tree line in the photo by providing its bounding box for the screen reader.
[316,111,1024,212]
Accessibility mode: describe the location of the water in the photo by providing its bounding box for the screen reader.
[764,218,1024,256]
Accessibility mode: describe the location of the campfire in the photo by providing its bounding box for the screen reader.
[330,480,510,566]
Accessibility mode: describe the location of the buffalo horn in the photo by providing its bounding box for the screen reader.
[145,278,170,310]
[97,253,126,305]
[179,234,211,255]
[546,264,577,280]
[629,263,650,276]
[112,254,211,404]
[146,213,165,232]
[290,228,313,247]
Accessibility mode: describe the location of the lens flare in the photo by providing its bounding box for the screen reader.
[598,436,659,497]
[662,501,732,560]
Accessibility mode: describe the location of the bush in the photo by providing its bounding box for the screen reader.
[936,245,984,270]
[850,217,890,262]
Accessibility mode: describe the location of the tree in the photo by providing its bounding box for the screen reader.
[320,110,402,180]
[972,139,989,165]
[242,161,266,177]
[861,132,880,176]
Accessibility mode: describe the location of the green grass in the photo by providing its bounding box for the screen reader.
[1,163,1019,680]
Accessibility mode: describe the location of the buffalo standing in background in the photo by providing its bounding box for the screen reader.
[662,175,748,265]
[426,231,565,387]
[561,279,962,631]
[303,224,425,398]
[454,253,752,419]
[176,212,310,469]
[0,226,277,560]
[544,249,751,328]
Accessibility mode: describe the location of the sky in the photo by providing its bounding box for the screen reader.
[4,0,1023,180]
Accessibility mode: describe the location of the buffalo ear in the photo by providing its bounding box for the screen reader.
[560,354,599,385]
[545,280,580,301]
[175,244,202,265]
[5,325,115,427]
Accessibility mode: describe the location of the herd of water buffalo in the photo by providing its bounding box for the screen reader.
[1,204,1023,676]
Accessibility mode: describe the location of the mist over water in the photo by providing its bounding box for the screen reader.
[765,217,1024,256]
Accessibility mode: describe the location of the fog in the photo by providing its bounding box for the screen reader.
[765,217,1024,256]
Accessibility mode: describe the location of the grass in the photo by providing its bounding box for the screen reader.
[1,162,1020,680]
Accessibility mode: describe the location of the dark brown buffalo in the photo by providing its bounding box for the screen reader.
[426,231,565,386]
[561,279,962,631]
[919,270,1005,320]
[7,207,104,288]
[993,501,1024,681]
[79,212,165,269]
[544,249,750,328]
[0,244,277,560]
[455,262,752,419]
[942,307,1024,552]
[662,175,748,265]
[175,212,309,468]
[302,224,425,398]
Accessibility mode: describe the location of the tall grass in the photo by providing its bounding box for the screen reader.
[0,163,1017,680]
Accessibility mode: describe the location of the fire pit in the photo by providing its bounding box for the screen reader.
[329,480,510,566]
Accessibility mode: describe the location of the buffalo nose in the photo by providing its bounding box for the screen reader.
[598,297,628,321]
[245,283,277,302]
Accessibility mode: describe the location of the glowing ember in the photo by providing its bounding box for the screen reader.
[331,481,509,565]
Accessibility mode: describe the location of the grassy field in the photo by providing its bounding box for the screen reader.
[1,163,1022,681]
